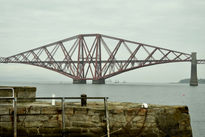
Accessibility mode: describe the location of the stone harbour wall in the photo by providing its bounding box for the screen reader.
[0,86,36,103]
[0,101,192,137]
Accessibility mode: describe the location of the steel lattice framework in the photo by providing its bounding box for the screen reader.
[197,60,205,64]
[0,34,204,81]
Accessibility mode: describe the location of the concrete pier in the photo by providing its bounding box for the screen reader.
[73,79,86,84]
[92,79,105,84]
[190,52,198,86]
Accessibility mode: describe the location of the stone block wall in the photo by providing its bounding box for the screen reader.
[0,102,192,137]
[0,86,36,103]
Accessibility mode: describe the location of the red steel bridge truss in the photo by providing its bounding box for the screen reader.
[0,34,204,81]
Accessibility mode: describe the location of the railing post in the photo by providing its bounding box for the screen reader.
[104,97,110,137]
[14,97,17,137]
[81,94,87,106]
[61,97,65,137]
[12,88,15,107]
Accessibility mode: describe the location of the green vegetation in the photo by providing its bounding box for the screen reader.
[179,78,205,84]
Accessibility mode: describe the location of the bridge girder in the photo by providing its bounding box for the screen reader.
[0,34,197,81]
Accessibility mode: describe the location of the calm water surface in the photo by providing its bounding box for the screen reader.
[1,82,205,137]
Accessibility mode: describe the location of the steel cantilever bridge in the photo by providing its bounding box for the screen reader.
[0,34,204,85]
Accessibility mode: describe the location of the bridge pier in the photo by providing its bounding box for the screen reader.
[190,52,198,86]
[73,79,86,84]
[92,79,105,84]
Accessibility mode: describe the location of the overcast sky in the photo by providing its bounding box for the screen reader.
[0,0,205,83]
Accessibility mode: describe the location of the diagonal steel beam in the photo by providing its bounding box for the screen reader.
[102,40,122,76]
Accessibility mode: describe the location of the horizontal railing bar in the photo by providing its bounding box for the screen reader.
[0,97,108,100]
[18,97,108,100]
[0,88,15,90]
[0,104,13,106]
[0,97,14,100]
[65,97,108,99]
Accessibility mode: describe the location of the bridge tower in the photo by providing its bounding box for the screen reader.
[73,35,86,84]
[190,52,198,86]
[92,35,105,84]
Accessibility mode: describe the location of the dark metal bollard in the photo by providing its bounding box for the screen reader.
[81,94,87,106]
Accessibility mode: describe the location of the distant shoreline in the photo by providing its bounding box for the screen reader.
[1,80,205,84]
[179,78,205,84]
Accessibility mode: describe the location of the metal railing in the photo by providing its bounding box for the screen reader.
[0,94,110,137]
[0,88,15,106]
[0,88,16,137]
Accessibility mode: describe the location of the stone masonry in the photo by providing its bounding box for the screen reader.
[0,101,192,137]
[0,86,36,103]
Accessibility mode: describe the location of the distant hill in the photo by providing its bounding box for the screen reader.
[179,78,205,84]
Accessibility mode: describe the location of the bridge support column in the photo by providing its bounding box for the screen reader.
[190,52,198,86]
[92,79,105,84]
[73,79,86,84]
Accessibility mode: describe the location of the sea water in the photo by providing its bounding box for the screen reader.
[1,82,204,137]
